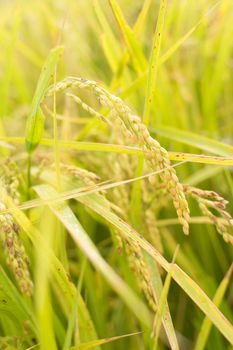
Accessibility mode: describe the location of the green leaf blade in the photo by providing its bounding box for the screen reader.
[25,46,63,153]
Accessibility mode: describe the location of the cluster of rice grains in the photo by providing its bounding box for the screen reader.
[46,77,190,235]
[184,186,233,244]
[46,77,233,312]
[0,161,33,297]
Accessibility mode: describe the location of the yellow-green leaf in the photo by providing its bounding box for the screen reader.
[25,46,63,152]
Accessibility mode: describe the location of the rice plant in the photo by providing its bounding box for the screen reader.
[0,0,233,349]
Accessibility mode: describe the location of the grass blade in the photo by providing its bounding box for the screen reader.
[34,184,152,328]
[144,255,180,350]
[78,332,141,350]
[2,136,233,165]
[34,210,57,350]
[194,264,233,350]
[108,0,147,72]
[62,260,86,350]
[152,126,233,156]
[25,46,63,153]
[93,0,121,72]
[134,0,152,35]
[0,266,37,335]
[143,0,167,125]
[152,247,179,350]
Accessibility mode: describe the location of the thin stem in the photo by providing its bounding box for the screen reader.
[27,153,32,200]
[53,66,61,191]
